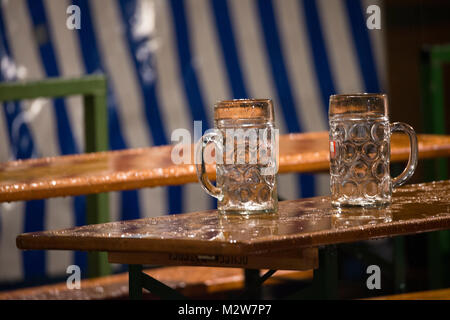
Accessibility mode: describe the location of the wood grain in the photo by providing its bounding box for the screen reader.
[108,247,318,270]
[16,180,450,256]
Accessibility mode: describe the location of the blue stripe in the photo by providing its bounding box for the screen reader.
[26,0,78,155]
[210,0,248,98]
[0,6,46,279]
[23,200,46,279]
[72,0,142,222]
[117,0,168,146]
[26,0,88,275]
[0,11,34,159]
[168,0,210,128]
[345,0,380,92]
[169,0,214,211]
[72,1,100,74]
[22,204,48,278]
[117,0,182,215]
[257,0,315,198]
[256,0,301,133]
[301,0,336,113]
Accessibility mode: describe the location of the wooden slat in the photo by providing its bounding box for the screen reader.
[0,267,313,300]
[2,132,450,202]
[16,180,450,256]
[108,247,318,271]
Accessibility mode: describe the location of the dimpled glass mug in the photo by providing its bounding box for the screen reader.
[329,94,418,207]
[196,99,278,215]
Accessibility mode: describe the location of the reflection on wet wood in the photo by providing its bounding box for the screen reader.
[2,132,450,202]
[108,247,318,270]
[16,180,450,255]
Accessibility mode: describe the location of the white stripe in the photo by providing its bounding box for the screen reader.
[93,0,168,219]
[46,0,140,224]
[151,0,209,214]
[183,0,232,211]
[3,0,73,277]
[362,0,387,91]
[317,0,364,94]
[229,0,299,198]
[316,173,331,196]
[185,0,230,121]
[44,0,84,151]
[132,0,182,218]
[277,174,300,200]
[274,0,329,198]
[0,202,24,282]
[3,0,59,157]
[109,192,120,222]
[228,0,284,132]
[184,182,212,213]
[45,0,132,276]
[90,0,150,149]
[0,97,18,282]
[140,187,166,218]
[0,103,11,162]
[153,0,191,135]
[274,0,327,132]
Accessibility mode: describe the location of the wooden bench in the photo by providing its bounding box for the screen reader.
[366,288,450,300]
[0,267,313,300]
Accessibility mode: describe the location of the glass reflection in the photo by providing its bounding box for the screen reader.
[331,206,392,229]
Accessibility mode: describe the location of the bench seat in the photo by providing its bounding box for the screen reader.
[0,267,313,300]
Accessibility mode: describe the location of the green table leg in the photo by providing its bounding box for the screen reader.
[0,76,111,278]
[84,92,111,277]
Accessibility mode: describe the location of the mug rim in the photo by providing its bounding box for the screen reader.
[330,93,387,99]
[214,98,272,108]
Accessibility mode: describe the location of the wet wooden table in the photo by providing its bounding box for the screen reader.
[2,132,450,202]
[16,180,450,299]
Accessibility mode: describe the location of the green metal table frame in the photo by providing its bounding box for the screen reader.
[126,246,337,300]
[0,75,110,277]
[420,44,450,289]
[128,265,280,300]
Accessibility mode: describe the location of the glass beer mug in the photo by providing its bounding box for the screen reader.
[196,99,278,215]
[329,94,418,207]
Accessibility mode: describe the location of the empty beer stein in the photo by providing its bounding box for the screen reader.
[196,99,278,215]
[329,93,418,207]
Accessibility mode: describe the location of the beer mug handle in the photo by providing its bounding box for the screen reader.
[390,122,418,188]
[195,131,224,200]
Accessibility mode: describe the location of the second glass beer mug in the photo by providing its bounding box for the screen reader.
[329,94,418,207]
[196,99,278,215]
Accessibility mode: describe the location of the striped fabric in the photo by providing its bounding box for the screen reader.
[0,0,385,284]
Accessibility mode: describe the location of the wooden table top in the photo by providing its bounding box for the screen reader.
[2,132,450,202]
[16,180,450,256]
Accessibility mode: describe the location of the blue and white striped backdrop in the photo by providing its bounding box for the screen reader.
[0,0,385,284]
